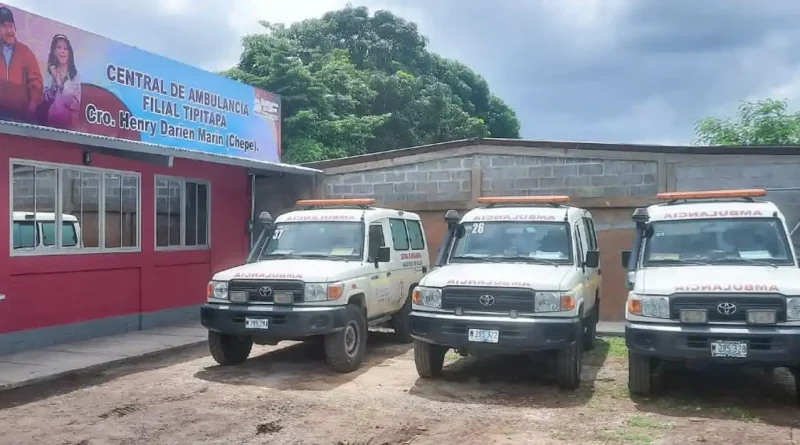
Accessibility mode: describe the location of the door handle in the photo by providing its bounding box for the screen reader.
[371,275,379,280]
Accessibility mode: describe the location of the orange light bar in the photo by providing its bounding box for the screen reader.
[656,189,766,200]
[477,195,570,205]
[296,198,376,206]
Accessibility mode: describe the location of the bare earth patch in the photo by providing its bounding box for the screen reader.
[0,334,799,444]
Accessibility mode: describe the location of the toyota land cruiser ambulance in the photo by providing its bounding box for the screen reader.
[622,189,800,397]
[201,198,430,373]
[409,195,601,389]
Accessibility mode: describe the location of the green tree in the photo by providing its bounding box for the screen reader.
[225,5,521,163]
[693,98,800,146]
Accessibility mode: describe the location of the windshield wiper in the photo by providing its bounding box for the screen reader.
[450,255,506,263]
[646,258,714,266]
[292,253,351,261]
[500,256,561,266]
[261,253,306,260]
[706,257,778,268]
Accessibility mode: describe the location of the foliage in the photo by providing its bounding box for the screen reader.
[225,6,521,163]
[693,98,800,146]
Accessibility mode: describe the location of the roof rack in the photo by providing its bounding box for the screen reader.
[656,189,766,205]
[476,195,570,208]
[295,198,376,209]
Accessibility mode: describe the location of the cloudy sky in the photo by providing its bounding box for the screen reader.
[6,0,800,145]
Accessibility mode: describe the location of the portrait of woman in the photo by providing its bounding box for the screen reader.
[41,33,81,129]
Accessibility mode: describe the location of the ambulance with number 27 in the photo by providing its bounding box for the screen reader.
[623,189,800,400]
[409,195,601,390]
[201,198,430,374]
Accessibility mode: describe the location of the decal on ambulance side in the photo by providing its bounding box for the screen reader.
[662,210,764,219]
[674,284,779,292]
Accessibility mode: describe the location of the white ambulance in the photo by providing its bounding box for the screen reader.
[201,199,430,373]
[409,195,601,389]
[623,189,800,397]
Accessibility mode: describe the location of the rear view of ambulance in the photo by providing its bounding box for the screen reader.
[623,189,800,397]
[409,195,601,389]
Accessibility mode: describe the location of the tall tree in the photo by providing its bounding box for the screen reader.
[225,6,521,163]
[694,98,800,146]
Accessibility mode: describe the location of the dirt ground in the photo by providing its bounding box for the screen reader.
[1,334,800,445]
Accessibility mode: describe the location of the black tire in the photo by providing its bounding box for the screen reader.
[583,301,599,351]
[414,339,448,378]
[628,351,654,395]
[324,304,368,373]
[391,290,413,344]
[208,331,253,366]
[791,367,800,407]
[557,331,583,390]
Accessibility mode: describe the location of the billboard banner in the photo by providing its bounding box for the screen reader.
[0,4,282,162]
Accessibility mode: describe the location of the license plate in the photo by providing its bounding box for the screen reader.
[468,329,499,343]
[711,340,747,358]
[245,318,269,330]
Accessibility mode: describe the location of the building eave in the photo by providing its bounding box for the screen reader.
[0,120,321,176]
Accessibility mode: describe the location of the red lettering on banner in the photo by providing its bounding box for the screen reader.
[446,279,532,287]
[662,210,762,219]
[284,215,357,221]
[674,284,779,292]
[400,252,423,260]
[233,272,303,279]
[471,214,557,222]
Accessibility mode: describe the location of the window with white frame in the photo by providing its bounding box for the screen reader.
[155,176,210,249]
[10,160,140,254]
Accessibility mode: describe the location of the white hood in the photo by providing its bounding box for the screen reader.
[634,265,800,295]
[420,263,576,291]
[213,259,365,283]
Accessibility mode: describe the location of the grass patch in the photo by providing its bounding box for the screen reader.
[444,350,461,363]
[720,405,759,422]
[604,337,628,358]
[595,415,673,445]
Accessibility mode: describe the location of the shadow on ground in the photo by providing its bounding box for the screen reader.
[408,337,614,408]
[633,364,800,428]
[0,343,209,410]
[193,330,412,391]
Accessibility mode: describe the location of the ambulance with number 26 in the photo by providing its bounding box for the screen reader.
[623,189,800,400]
[409,195,601,389]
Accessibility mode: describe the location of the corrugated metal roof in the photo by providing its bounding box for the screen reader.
[0,120,321,176]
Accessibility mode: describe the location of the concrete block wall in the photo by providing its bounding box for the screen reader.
[325,154,659,202]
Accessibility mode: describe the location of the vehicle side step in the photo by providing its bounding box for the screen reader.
[367,315,392,327]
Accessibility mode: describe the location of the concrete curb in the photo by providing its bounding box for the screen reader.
[0,340,207,393]
[597,330,624,338]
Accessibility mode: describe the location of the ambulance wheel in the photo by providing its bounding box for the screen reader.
[208,331,253,366]
[392,291,413,344]
[557,335,583,390]
[414,340,447,378]
[628,352,654,395]
[325,304,368,373]
[583,301,599,351]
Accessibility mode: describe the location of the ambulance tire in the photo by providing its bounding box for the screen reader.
[208,331,253,366]
[325,304,368,373]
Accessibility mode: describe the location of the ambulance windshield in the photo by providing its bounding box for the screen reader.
[643,218,793,266]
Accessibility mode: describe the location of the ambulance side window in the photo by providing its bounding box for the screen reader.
[574,224,585,267]
[368,222,386,262]
[583,217,598,251]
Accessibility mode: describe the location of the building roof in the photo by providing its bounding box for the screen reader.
[303,137,800,170]
[0,121,322,177]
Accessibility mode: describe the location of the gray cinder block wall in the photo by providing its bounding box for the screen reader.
[325,154,659,202]
[312,140,800,231]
